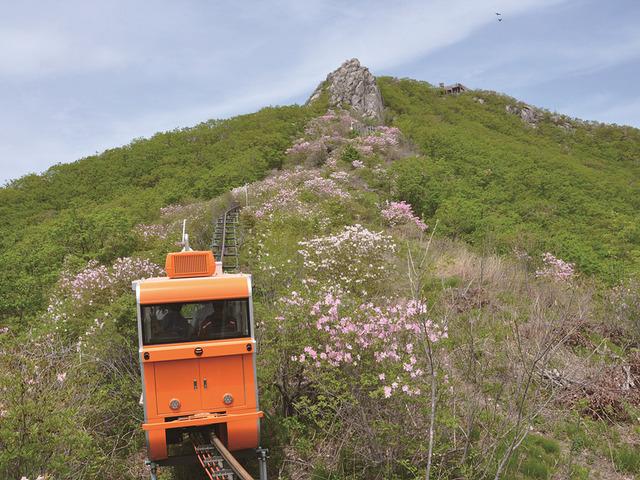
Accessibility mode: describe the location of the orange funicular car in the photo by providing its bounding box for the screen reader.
[133,249,263,468]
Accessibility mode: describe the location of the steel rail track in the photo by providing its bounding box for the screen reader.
[191,431,254,480]
[211,204,241,272]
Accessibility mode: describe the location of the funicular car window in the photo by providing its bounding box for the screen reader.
[142,298,250,345]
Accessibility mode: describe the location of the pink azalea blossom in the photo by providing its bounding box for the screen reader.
[381,201,427,231]
[535,252,575,281]
[48,257,163,320]
[303,177,350,198]
[287,288,445,397]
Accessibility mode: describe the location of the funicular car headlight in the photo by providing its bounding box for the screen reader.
[169,398,181,410]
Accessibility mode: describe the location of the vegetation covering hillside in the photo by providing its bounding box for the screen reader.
[0,103,324,326]
[379,77,640,281]
[0,76,639,480]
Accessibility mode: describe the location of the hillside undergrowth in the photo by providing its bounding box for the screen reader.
[1,82,639,480]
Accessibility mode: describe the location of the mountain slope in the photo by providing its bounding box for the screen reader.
[3,72,639,326]
[0,103,325,323]
[378,77,640,281]
[1,62,639,480]
[4,105,638,480]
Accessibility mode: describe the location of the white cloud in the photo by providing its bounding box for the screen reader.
[74,0,573,149]
[0,27,127,76]
[265,0,567,83]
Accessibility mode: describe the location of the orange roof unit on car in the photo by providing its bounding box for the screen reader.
[139,275,249,304]
[165,250,216,279]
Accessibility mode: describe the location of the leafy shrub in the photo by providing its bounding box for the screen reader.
[340,144,360,163]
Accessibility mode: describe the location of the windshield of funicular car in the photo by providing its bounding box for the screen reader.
[141,298,250,345]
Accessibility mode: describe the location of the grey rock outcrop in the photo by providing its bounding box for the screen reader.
[307,58,384,121]
[550,114,575,132]
[506,104,542,127]
[506,104,575,132]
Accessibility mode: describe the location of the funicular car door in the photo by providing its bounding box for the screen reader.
[198,297,250,410]
[199,354,247,410]
[154,358,201,415]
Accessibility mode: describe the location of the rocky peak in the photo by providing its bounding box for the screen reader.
[308,58,384,121]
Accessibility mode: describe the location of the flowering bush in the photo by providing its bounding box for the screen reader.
[535,252,575,281]
[111,257,163,284]
[284,111,356,166]
[48,257,163,323]
[381,201,427,231]
[58,257,162,302]
[351,160,365,169]
[303,110,356,139]
[359,126,401,150]
[236,166,354,221]
[355,144,373,156]
[234,168,311,219]
[285,139,326,158]
[329,170,349,181]
[58,260,111,302]
[254,186,305,219]
[298,224,394,293]
[302,177,350,199]
[325,155,338,169]
[289,291,447,398]
[134,223,169,240]
[160,203,206,219]
[233,168,308,201]
[284,109,403,169]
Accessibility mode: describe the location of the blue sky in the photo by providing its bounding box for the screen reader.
[1,0,639,184]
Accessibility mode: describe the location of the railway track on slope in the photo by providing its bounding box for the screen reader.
[211,204,241,272]
[191,431,257,480]
[202,203,270,480]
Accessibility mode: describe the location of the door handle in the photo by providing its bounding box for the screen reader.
[193,379,198,390]
[203,378,208,389]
